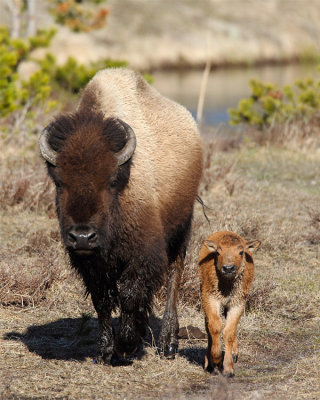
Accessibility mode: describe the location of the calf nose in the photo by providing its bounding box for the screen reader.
[67,227,98,250]
[222,265,236,274]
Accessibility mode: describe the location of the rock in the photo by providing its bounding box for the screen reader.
[178,325,206,340]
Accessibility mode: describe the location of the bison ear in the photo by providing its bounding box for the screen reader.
[246,240,261,253]
[39,114,75,166]
[205,240,218,253]
[104,118,136,166]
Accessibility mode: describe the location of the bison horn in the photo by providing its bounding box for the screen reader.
[115,119,137,166]
[39,128,57,166]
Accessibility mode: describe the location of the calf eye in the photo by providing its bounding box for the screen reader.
[239,251,244,256]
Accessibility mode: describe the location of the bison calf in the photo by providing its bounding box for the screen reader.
[199,231,260,377]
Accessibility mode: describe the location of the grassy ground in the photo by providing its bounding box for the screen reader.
[0,125,319,399]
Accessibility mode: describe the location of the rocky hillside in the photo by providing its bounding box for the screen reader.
[2,0,320,70]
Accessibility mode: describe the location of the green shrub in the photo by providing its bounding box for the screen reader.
[49,0,109,32]
[0,27,55,120]
[229,69,320,128]
[39,54,128,93]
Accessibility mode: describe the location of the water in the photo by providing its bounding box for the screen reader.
[152,64,320,126]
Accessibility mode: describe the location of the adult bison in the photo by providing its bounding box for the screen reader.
[39,68,203,364]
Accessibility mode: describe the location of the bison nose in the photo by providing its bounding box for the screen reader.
[67,228,98,251]
[222,265,236,274]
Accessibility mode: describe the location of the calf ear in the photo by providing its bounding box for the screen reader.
[246,240,261,253]
[205,240,218,253]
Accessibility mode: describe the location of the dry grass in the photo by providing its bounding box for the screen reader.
[0,123,320,399]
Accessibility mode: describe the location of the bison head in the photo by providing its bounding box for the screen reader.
[39,112,136,256]
[205,233,260,279]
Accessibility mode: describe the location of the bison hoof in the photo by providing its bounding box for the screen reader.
[93,354,112,365]
[93,353,133,367]
[204,363,224,375]
[224,372,235,378]
[204,365,217,375]
[157,342,178,359]
[165,342,178,358]
[111,353,133,367]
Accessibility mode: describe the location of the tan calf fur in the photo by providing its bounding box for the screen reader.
[199,231,260,377]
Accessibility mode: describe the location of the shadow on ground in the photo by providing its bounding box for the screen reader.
[4,316,99,361]
[3,314,207,367]
[179,346,206,367]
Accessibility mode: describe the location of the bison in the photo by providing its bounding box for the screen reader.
[199,231,260,376]
[39,68,203,364]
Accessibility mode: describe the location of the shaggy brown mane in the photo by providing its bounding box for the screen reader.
[47,112,127,154]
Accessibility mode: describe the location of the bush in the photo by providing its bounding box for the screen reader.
[0,24,127,129]
[229,68,320,128]
[40,54,128,93]
[49,0,109,32]
[0,27,55,120]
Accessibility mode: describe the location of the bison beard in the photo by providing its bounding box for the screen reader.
[67,210,191,364]
[39,69,203,365]
[68,236,168,363]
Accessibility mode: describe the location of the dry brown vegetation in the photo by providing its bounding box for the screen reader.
[0,122,319,400]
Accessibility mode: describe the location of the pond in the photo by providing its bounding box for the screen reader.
[152,63,320,126]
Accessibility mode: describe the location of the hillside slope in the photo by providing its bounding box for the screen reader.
[2,0,320,70]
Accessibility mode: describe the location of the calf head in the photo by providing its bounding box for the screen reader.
[39,112,136,256]
[205,232,260,279]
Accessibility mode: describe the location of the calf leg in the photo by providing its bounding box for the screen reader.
[203,298,223,373]
[159,254,183,357]
[232,336,239,363]
[223,305,244,377]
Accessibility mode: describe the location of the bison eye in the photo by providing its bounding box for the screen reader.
[108,170,119,189]
[54,177,64,190]
[108,178,118,189]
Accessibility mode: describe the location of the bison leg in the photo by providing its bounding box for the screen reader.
[90,294,115,365]
[204,298,223,373]
[159,216,192,358]
[117,310,146,356]
[117,273,156,356]
[97,312,114,364]
[223,304,244,377]
[117,243,168,356]
[158,254,183,358]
